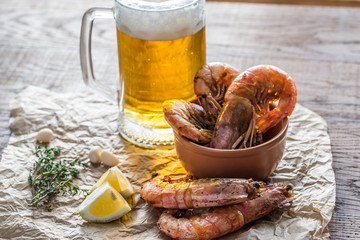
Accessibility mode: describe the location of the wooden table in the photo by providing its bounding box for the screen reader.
[1,0,359,238]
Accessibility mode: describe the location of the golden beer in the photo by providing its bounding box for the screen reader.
[80,0,206,148]
[116,27,206,129]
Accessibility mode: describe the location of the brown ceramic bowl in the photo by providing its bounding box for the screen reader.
[174,118,288,180]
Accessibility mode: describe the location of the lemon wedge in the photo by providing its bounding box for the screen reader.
[78,181,131,223]
[94,166,134,198]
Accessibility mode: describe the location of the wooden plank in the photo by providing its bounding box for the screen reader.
[208,0,360,7]
[0,1,360,239]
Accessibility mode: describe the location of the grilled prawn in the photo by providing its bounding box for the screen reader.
[211,65,297,149]
[163,100,214,144]
[157,184,294,240]
[140,175,262,209]
[194,62,240,122]
[163,63,240,144]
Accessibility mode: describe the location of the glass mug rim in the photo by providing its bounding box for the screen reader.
[114,0,200,12]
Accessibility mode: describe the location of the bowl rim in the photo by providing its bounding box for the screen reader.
[175,117,289,155]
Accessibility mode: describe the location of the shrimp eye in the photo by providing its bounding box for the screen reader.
[286,184,294,192]
[253,182,260,189]
[174,210,187,218]
[151,172,159,179]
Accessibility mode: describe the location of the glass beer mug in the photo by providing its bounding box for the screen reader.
[80,0,206,149]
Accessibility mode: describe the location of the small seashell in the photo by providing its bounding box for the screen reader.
[101,151,120,167]
[89,147,103,164]
[36,128,53,143]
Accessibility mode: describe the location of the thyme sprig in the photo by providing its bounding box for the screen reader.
[28,145,89,211]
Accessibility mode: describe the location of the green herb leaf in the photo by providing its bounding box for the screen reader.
[28,145,89,211]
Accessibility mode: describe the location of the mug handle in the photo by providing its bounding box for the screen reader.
[80,8,117,103]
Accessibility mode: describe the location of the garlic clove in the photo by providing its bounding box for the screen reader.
[89,147,103,164]
[101,151,120,167]
[36,128,54,143]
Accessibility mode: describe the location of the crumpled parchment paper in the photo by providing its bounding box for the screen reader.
[0,86,335,240]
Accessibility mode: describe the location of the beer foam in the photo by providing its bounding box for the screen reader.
[114,0,205,40]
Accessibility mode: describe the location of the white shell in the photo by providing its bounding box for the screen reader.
[36,128,53,143]
[89,147,103,164]
[101,151,120,167]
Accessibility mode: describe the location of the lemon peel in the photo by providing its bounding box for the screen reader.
[94,166,134,198]
[78,181,131,223]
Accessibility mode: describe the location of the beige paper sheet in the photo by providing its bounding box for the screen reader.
[0,86,335,239]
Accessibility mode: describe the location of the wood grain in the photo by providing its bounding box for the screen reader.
[1,0,360,239]
[208,0,360,7]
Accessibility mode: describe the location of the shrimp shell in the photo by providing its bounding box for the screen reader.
[163,100,214,144]
[210,97,254,149]
[226,65,297,133]
[210,65,297,149]
[140,175,261,209]
[157,184,294,240]
[194,62,240,122]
